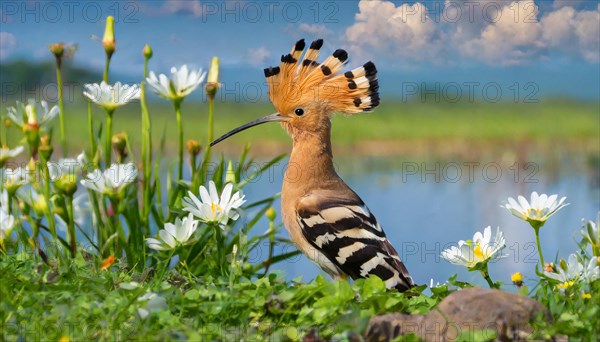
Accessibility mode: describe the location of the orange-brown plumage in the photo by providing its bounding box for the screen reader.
[212,39,413,291]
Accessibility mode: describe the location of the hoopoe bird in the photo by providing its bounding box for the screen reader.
[211,39,415,291]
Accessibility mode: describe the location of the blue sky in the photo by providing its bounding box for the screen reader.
[1,0,599,101]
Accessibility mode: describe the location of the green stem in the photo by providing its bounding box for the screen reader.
[207,98,214,145]
[534,227,545,268]
[157,248,177,282]
[480,266,497,289]
[103,55,111,83]
[40,157,56,240]
[109,196,129,259]
[174,101,183,181]
[190,154,197,184]
[66,194,76,257]
[55,61,67,156]
[140,56,152,228]
[88,190,104,253]
[213,225,224,274]
[87,101,96,156]
[105,110,114,167]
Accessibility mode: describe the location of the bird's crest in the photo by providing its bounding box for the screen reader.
[263,39,380,116]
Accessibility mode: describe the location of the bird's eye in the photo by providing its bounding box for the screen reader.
[294,108,304,116]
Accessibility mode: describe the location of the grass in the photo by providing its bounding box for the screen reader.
[0,252,436,340]
[2,98,598,157]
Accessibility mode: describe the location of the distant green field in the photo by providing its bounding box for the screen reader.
[2,99,598,156]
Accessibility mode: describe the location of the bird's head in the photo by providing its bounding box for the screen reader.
[211,38,380,146]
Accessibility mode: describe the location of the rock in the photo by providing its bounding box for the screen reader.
[365,287,550,341]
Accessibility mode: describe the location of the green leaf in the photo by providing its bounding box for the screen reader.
[185,289,200,300]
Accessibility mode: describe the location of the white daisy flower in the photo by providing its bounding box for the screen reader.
[80,163,137,197]
[441,226,507,268]
[146,65,206,101]
[1,190,16,241]
[6,99,59,130]
[2,167,30,193]
[0,146,25,164]
[582,257,600,283]
[502,192,568,227]
[581,216,599,255]
[146,214,199,251]
[1,188,9,210]
[183,181,245,228]
[0,209,15,241]
[83,81,140,112]
[544,253,598,283]
[47,154,85,181]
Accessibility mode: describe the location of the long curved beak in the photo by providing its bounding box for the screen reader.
[210,112,287,147]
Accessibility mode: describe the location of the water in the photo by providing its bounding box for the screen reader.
[238,154,599,288]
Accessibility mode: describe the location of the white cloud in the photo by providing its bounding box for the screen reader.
[540,3,599,62]
[345,1,442,64]
[297,23,333,37]
[459,0,545,66]
[344,0,599,66]
[143,0,203,18]
[0,32,16,60]
[247,46,271,67]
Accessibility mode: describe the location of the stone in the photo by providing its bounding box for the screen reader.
[365,287,551,341]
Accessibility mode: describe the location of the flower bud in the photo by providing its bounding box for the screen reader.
[143,44,153,59]
[266,207,277,221]
[25,103,38,128]
[207,57,219,84]
[49,43,64,59]
[206,57,219,99]
[225,160,236,184]
[102,16,116,57]
[38,135,53,161]
[185,139,201,157]
[544,262,554,273]
[4,119,11,128]
[559,258,568,271]
[112,132,128,162]
[33,194,49,216]
[55,174,78,196]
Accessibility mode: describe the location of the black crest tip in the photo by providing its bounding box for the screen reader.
[333,49,348,62]
[264,66,280,78]
[295,39,306,51]
[281,54,297,64]
[310,39,324,50]
[363,61,377,76]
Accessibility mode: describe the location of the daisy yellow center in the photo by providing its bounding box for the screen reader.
[527,208,542,218]
[210,202,222,213]
[474,244,484,259]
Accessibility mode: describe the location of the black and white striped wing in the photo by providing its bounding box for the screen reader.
[296,192,415,291]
